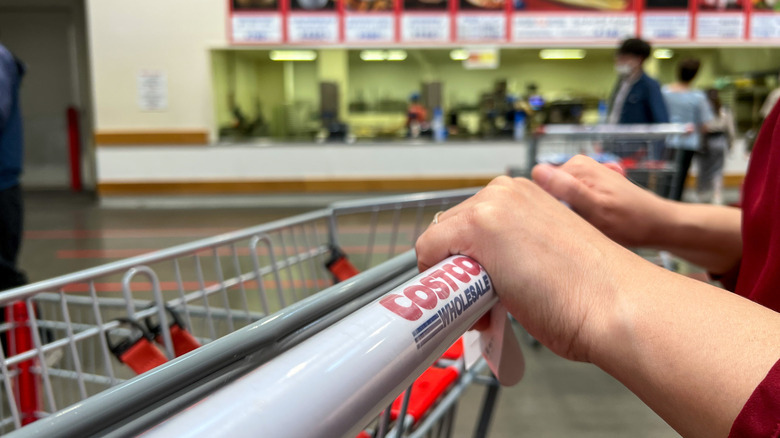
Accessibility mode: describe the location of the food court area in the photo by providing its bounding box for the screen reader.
[1,0,779,436]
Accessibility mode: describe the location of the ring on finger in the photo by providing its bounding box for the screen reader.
[432,211,445,225]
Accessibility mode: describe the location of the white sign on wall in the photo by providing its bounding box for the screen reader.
[696,13,745,39]
[288,15,340,43]
[457,14,506,41]
[513,13,635,41]
[641,13,691,40]
[750,13,780,40]
[401,15,451,42]
[232,15,283,43]
[345,15,395,42]
[137,70,168,112]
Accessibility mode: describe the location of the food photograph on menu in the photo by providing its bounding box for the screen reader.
[460,0,504,11]
[290,0,336,10]
[512,0,631,11]
[643,0,687,9]
[347,0,394,11]
[233,0,279,9]
[404,0,449,10]
[698,0,742,10]
[752,0,779,10]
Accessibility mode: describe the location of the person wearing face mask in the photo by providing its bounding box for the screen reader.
[607,38,669,126]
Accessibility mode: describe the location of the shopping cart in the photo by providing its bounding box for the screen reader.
[511,123,689,199]
[0,188,510,438]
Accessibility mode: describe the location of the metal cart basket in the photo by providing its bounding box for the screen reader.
[0,189,510,438]
[513,123,689,199]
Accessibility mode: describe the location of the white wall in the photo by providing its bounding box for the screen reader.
[96,143,524,182]
[86,0,227,134]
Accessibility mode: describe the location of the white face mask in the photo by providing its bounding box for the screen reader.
[615,63,633,76]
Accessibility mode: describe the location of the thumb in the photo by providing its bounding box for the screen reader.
[531,164,594,208]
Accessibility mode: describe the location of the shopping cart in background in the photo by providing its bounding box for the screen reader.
[0,188,514,438]
[511,123,689,199]
[509,123,690,273]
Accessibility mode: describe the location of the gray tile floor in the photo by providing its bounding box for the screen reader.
[14,191,683,437]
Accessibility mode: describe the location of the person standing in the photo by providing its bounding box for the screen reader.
[697,88,735,205]
[608,38,669,125]
[607,38,669,161]
[0,42,27,291]
[662,58,714,201]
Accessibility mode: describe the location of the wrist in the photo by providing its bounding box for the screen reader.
[643,197,680,248]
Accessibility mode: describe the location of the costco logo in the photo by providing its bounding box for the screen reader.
[379,257,492,349]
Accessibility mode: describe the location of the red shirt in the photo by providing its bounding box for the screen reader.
[728,102,780,436]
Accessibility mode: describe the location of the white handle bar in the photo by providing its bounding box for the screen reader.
[141,256,498,438]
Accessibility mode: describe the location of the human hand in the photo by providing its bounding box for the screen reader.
[416,176,647,362]
[531,155,673,248]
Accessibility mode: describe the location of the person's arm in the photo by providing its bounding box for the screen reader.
[0,50,15,128]
[532,155,741,274]
[648,80,670,123]
[415,176,779,438]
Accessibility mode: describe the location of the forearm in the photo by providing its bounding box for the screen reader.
[590,256,780,438]
[646,201,742,274]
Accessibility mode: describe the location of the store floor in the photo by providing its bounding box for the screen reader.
[14,190,722,437]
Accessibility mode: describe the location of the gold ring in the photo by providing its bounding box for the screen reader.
[432,211,444,225]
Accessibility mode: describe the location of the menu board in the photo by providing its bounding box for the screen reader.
[345,15,396,42]
[228,0,777,44]
[641,12,691,40]
[513,14,636,41]
[751,13,780,39]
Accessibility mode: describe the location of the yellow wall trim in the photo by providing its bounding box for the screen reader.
[98,174,745,196]
[95,131,209,146]
[686,174,745,188]
[97,178,494,196]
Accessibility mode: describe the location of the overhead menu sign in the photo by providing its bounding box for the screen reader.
[513,13,635,41]
[641,13,691,40]
[456,14,507,41]
[400,15,451,42]
[288,15,340,43]
[227,0,776,44]
[696,12,745,40]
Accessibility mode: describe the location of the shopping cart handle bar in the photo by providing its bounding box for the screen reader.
[540,123,688,138]
[140,256,498,438]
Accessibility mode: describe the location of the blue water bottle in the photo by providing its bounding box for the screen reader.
[433,107,446,142]
[514,111,526,142]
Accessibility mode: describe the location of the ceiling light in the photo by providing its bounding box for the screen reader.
[539,49,586,60]
[386,50,407,61]
[269,50,317,61]
[360,50,408,61]
[360,50,386,61]
[654,49,674,59]
[450,49,468,61]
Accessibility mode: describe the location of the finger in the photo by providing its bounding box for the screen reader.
[602,161,626,176]
[531,163,597,208]
[415,210,471,273]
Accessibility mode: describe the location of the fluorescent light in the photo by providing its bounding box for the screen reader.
[539,49,586,60]
[450,49,468,61]
[360,50,386,61]
[654,49,674,59]
[269,50,317,61]
[360,50,408,61]
[386,50,407,61]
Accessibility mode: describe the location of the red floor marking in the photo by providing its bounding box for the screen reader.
[24,228,240,240]
[61,278,333,293]
[55,244,410,260]
[26,224,418,240]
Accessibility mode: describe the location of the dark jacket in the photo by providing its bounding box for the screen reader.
[609,72,669,125]
[0,44,25,191]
